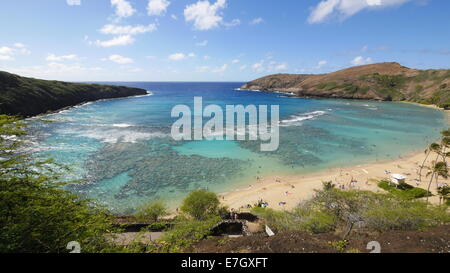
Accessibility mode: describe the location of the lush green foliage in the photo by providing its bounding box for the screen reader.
[378,180,432,199]
[150,216,221,253]
[437,186,450,205]
[253,185,450,235]
[0,115,116,253]
[362,197,449,232]
[316,81,364,95]
[0,71,146,116]
[252,206,336,234]
[135,200,169,223]
[180,190,221,220]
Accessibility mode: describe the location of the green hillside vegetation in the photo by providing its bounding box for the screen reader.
[0,71,147,117]
[242,63,450,109]
[252,184,449,235]
[349,71,450,105]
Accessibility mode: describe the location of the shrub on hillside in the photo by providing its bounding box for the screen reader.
[180,190,221,220]
[135,200,169,223]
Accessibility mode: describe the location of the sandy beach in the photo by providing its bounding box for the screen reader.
[222,108,450,211]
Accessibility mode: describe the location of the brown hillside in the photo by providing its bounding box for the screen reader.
[241,62,450,108]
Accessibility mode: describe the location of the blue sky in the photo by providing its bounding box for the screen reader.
[0,0,449,81]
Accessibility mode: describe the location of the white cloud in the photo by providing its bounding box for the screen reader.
[231,59,240,64]
[147,0,170,16]
[0,47,14,55]
[100,24,157,35]
[67,0,81,6]
[196,66,210,72]
[239,65,247,70]
[223,19,240,28]
[47,62,101,72]
[250,17,264,25]
[343,45,390,55]
[171,14,178,20]
[108,54,134,64]
[168,53,186,61]
[274,63,288,71]
[315,60,327,69]
[308,0,410,24]
[168,52,195,61]
[252,62,264,73]
[13,43,26,48]
[5,63,103,80]
[111,0,136,18]
[252,60,288,73]
[0,55,14,61]
[95,35,135,47]
[129,67,142,73]
[46,54,78,61]
[17,48,31,55]
[350,56,373,66]
[212,64,228,73]
[196,64,229,73]
[0,43,31,60]
[184,0,227,30]
[84,35,92,45]
[196,40,208,46]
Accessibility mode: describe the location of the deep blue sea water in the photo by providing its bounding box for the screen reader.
[28,82,448,213]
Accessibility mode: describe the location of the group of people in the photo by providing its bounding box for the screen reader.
[257,198,269,208]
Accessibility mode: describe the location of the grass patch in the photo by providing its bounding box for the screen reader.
[316,82,340,91]
[252,207,336,234]
[378,180,432,199]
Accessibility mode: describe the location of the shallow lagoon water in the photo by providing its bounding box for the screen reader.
[28,82,447,213]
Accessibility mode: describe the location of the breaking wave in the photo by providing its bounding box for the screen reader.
[56,125,169,144]
[280,111,327,126]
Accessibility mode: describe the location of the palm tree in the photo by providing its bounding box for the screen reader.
[424,129,450,202]
[322,181,335,191]
[419,143,441,183]
[419,143,440,183]
[441,135,449,162]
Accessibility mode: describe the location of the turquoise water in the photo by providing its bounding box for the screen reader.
[27,82,447,213]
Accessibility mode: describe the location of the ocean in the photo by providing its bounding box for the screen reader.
[27,82,447,214]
